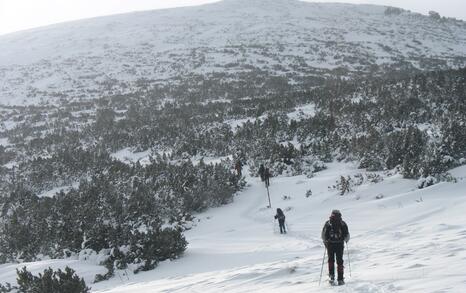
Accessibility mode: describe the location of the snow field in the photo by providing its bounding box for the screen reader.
[1,163,465,292]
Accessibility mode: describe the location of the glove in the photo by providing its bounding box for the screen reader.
[344,235,350,243]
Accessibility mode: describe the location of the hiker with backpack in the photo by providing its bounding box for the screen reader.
[274,208,286,234]
[264,167,271,187]
[321,209,350,285]
[258,164,265,182]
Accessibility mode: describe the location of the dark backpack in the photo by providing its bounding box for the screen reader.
[276,209,285,221]
[328,221,343,242]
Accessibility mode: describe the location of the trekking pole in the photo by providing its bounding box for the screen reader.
[319,247,326,286]
[266,184,272,208]
[346,242,352,277]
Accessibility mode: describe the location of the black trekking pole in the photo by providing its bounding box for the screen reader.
[319,246,326,286]
[266,183,272,208]
[346,242,352,277]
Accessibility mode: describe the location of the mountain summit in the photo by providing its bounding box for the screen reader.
[0,0,465,105]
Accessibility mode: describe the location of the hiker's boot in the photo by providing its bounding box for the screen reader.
[337,264,344,285]
[328,274,335,284]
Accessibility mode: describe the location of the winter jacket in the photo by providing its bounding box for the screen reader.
[258,165,265,176]
[321,219,350,244]
[274,210,285,221]
[264,168,271,179]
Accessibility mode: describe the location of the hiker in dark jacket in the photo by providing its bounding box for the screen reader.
[274,208,286,234]
[264,167,271,187]
[321,209,350,285]
[258,164,265,181]
[235,159,242,177]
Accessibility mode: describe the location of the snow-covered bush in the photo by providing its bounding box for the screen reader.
[384,7,403,16]
[334,176,352,196]
[0,157,242,274]
[417,176,436,189]
[248,156,326,179]
[366,173,384,184]
[418,173,457,190]
[0,266,90,293]
[359,155,384,171]
[305,189,313,198]
[429,11,441,20]
[330,173,384,195]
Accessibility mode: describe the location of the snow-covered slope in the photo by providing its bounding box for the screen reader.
[1,0,466,105]
[2,163,465,292]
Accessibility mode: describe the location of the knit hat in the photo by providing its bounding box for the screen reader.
[331,209,342,218]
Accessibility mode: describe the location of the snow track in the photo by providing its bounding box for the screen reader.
[89,163,466,292]
[2,163,466,292]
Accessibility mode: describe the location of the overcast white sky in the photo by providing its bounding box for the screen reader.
[1,0,465,36]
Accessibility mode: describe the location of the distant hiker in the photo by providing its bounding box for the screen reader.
[258,164,265,181]
[235,159,243,177]
[264,167,271,187]
[274,208,286,234]
[321,209,350,285]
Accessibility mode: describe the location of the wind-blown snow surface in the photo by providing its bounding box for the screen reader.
[1,0,466,105]
[2,163,466,292]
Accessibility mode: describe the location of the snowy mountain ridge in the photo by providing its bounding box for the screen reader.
[1,0,466,105]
